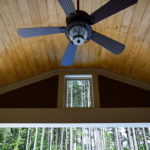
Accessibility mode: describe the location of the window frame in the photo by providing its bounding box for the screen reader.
[64,75,94,108]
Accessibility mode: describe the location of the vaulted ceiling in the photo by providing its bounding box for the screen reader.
[0,0,150,87]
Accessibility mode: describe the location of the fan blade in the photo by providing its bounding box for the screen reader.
[58,0,76,17]
[18,27,65,38]
[61,42,77,66]
[89,0,138,25]
[90,31,125,54]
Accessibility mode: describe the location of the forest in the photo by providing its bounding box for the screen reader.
[1,79,149,149]
[0,127,150,150]
[66,79,91,107]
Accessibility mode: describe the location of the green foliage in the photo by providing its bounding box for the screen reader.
[0,127,150,150]
[66,80,91,107]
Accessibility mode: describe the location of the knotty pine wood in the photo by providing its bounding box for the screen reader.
[0,0,150,87]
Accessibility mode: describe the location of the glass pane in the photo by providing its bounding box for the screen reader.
[66,79,91,107]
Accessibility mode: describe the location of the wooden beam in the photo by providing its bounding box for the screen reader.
[0,108,150,123]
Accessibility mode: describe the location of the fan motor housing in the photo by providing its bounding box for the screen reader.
[65,10,93,46]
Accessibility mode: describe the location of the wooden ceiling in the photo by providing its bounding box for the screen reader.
[0,0,150,87]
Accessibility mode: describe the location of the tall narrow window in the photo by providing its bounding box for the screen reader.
[64,75,93,107]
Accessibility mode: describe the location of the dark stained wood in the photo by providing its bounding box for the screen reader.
[98,75,150,108]
[0,76,58,108]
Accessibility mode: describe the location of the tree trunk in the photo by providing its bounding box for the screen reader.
[87,81,90,107]
[148,128,150,136]
[101,128,105,150]
[127,128,134,150]
[2,128,8,149]
[26,128,30,150]
[89,128,92,150]
[71,81,73,107]
[83,84,86,107]
[93,128,97,150]
[65,128,68,150]
[106,128,111,150]
[70,127,73,150]
[15,128,21,149]
[114,128,121,150]
[66,82,68,107]
[40,128,45,150]
[50,128,53,150]
[117,128,121,150]
[92,128,96,150]
[132,127,138,150]
[99,129,103,150]
[47,129,50,150]
[33,127,38,150]
[81,84,83,107]
[55,128,58,150]
[60,128,64,150]
[143,128,149,150]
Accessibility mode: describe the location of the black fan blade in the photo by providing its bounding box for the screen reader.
[18,27,65,38]
[61,42,77,66]
[58,0,76,17]
[90,31,125,54]
[89,0,138,25]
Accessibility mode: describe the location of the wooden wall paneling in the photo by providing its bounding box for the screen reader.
[130,1,150,81]
[35,0,52,71]
[0,39,13,86]
[119,0,148,77]
[36,0,56,69]
[130,26,150,82]
[116,4,136,75]
[27,0,50,72]
[128,0,150,77]
[7,0,38,75]
[17,0,42,75]
[0,1,32,78]
[46,0,58,68]
[47,0,61,68]
[0,11,24,85]
[37,0,57,70]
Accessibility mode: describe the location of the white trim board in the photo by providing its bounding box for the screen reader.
[0,123,150,128]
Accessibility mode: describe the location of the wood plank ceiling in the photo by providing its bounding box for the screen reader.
[0,0,150,87]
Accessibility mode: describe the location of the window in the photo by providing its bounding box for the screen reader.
[64,75,93,107]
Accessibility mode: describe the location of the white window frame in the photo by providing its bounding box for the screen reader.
[63,75,94,108]
[57,70,100,108]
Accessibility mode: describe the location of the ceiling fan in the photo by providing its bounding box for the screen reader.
[18,0,138,66]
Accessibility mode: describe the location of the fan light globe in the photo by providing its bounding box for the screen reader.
[73,36,84,45]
